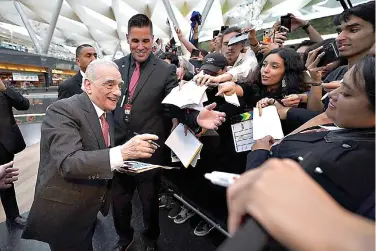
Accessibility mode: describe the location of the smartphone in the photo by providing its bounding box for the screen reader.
[280,14,291,32]
[170,37,176,46]
[191,49,200,58]
[318,42,340,67]
[221,26,229,33]
[263,29,274,43]
[213,30,220,38]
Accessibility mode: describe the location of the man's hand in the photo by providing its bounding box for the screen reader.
[290,13,306,32]
[251,135,275,151]
[121,134,158,160]
[273,31,287,46]
[281,94,301,107]
[197,103,226,130]
[193,74,219,86]
[0,79,7,92]
[216,82,236,96]
[0,161,19,189]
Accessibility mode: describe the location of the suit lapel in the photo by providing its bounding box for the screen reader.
[131,56,157,103]
[119,57,130,96]
[79,93,107,149]
[75,72,84,94]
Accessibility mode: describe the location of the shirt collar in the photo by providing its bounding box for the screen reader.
[90,100,105,119]
[233,52,245,67]
[130,53,153,67]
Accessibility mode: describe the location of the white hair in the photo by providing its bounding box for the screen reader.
[85,59,119,81]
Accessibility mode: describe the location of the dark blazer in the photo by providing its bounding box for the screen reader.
[58,71,83,99]
[246,128,375,219]
[22,93,115,246]
[113,54,182,164]
[0,87,29,163]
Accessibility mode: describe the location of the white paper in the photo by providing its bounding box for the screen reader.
[231,120,255,152]
[162,81,207,109]
[252,106,284,140]
[224,93,240,107]
[165,123,203,168]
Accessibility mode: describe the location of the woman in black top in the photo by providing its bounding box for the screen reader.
[247,55,375,219]
[218,47,308,109]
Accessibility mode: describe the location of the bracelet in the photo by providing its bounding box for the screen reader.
[301,21,311,30]
[250,42,258,47]
[309,82,323,86]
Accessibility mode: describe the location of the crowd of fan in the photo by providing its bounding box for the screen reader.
[154,0,375,242]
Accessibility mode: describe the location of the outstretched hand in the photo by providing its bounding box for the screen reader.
[197,103,226,130]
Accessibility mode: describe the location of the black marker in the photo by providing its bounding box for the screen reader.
[133,132,160,148]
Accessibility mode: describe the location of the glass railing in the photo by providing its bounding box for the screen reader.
[13,93,57,124]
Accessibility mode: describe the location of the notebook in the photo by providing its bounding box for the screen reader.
[165,123,203,168]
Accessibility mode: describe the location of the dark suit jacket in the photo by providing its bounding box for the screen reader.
[0,87,29,163]
[58,72,83,99]
[114,54,194,164]
[22,93,115,246]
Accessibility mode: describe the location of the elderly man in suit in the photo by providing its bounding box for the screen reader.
[112,14,226,251]
[0,79,29,227]
[58,44,97,99]
[22,59,160,251]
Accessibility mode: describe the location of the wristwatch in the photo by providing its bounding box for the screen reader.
[301,21,311,30]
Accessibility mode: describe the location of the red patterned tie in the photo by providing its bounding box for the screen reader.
[100,114,109,147]
[128,62,140,100]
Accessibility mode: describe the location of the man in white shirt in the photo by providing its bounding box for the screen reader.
[194,26,258,85]
[22,59,159,251]
[58,44,97,99]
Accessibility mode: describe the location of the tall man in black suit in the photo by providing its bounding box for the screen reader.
[58,44,97,99]
[0,78,29,227]
[112,14,226,251]
[22,59,160,251]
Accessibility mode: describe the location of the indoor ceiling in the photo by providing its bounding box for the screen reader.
[0,0,368,60]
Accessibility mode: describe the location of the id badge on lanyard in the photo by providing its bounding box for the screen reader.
[121,95,132,123]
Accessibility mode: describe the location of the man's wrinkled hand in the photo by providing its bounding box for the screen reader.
[121,134,158,160]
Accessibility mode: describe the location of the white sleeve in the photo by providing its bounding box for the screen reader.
[228,49,258,83]
[109,146,123,171]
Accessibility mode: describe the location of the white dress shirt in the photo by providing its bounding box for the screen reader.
[81,70,86,91]
[227,48,258,83]
[91,101,123,171]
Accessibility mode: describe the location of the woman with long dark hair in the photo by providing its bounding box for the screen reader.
[218,47,308,108]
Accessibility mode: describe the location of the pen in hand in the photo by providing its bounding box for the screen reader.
[133,132,160,148]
